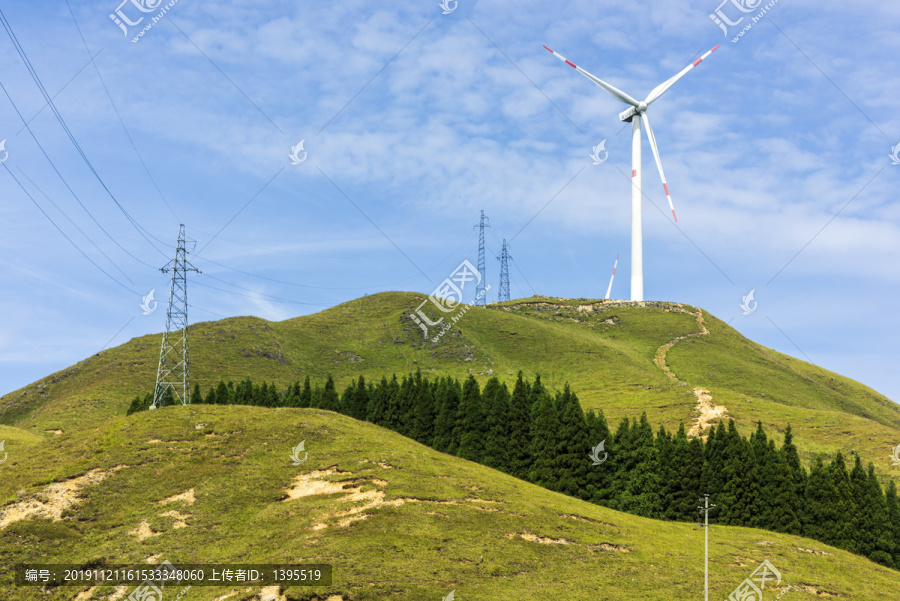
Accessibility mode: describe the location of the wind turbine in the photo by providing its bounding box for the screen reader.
[604,253,619,300]
[543,44,719,301]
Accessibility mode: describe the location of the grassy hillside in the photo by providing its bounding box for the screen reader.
[1,404,897,601]
[1,292,897,482]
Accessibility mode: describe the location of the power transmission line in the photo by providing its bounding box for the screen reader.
[65,0,181,224]
[16,166,134,284]
[3,164,138,295]
[0,7,169,258]
[0,76,158,270]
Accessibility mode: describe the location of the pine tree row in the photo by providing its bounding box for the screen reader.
[128,371,900,570]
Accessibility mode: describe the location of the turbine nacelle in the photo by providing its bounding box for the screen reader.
[619,101,649,122]
[619,105,639,123]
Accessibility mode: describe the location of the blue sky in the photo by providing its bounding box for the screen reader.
[1,0,898,403]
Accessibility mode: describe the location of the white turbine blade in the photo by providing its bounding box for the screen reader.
[645,44,719,106]
[640,112,677,222]
[605,253,619,300]
[543,45,640,108]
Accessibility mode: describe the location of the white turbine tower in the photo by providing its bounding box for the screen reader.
[543,44,719,301]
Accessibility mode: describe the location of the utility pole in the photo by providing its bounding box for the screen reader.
[152,224,199,409]
[497,239,511,302]
[698,494,716,601]
[474,210,489,306]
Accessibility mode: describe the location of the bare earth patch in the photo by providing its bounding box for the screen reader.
[594,543,629,552]
[507,531,573,545]
[285,468,520,530]
[160,488,196,506]
[284,468,408,530]
[73,586,97,600]
[159,510,189,529]
[129,521,159,541]
[107,586,129,601]
[688,387,729,439]
[0,466,126,530]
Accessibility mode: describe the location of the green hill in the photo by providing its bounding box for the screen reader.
[2,292,897,481]
[1,404,897,601]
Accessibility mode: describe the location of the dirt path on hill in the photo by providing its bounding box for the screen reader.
[653,308,727,439]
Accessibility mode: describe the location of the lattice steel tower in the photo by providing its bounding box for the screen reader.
[497,239,511,302]
[152,224,199,408]
[474,210,489,305]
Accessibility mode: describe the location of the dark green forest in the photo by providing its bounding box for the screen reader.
[129,371,900,570]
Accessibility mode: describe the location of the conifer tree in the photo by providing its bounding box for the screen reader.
[385,374,409,431]
[704,421,729,498]
[299,376,312,408]
[204,386,217,405]
[216,380,230,405]
[310,383,322,407]
[126,393,153,415]
[828,452,856,550]
[605,417,635,510]
[366,376,390,425]
[802,457,842,545]
[766,446,801,534]
[283,382,298,407]
[411,375,436,446]
[619,413,661,518]
[781,424,806,500]
[392,374,415,435]
[350,375,369,420]
[481,377,511,473]
[506,371,533,479]
[269,382,281,407]
[554,384,591,500]
[718,430,762,527]
[585,409,612,504]
[528,388,559,491]
[234,378,252,406]
[321,375,340,411]
[656,423,674,510]
[885,479,900,569]
[750,422,775,525]
[663,423,703,521]
[853,460,894,565]
[432,377,460,454]
[456,375,485,462]
[340,381,356,415]
[401,370,425,435]
[529,374,546,406]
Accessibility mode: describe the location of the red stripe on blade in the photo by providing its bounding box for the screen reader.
[672,209,678,222]
[663,183,670,195]
[543,45,553,52]
[692,57,702,66]
[564,59,577,68]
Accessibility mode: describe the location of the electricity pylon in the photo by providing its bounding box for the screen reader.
[152,224,199,409]
[474,210,489,306]
[497,239,511,302]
